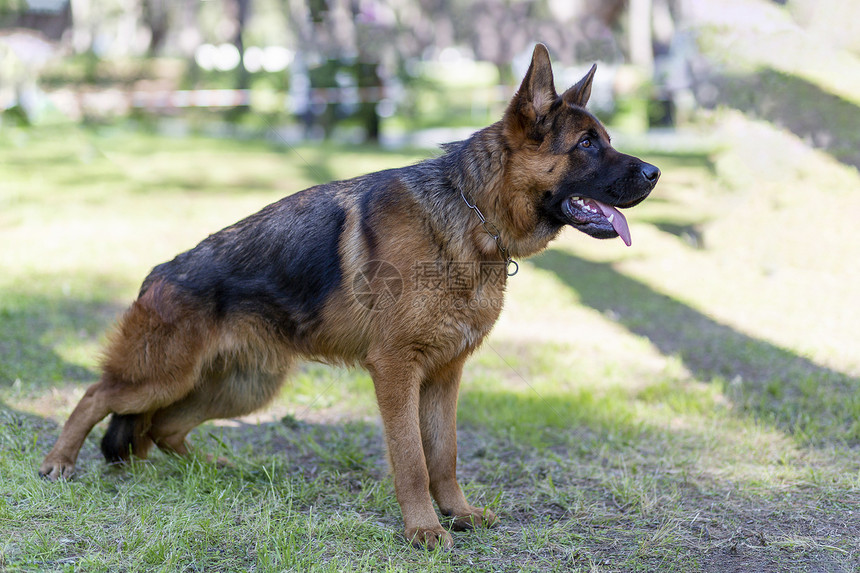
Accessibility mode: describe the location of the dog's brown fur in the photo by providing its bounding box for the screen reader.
[40,44,659,549]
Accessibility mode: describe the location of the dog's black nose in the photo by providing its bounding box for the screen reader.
[642,163,660,183]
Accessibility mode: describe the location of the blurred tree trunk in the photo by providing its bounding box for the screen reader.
[357,61,380,142]
[628,0,654,73]
[180,0,202,88]
[143,0,169,56]
[69,0,93,54]
[234,0,251,90]
[226,0,251,120]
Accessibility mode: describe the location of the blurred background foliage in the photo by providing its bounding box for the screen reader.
[2,0,849,144]
[1,0,858,155]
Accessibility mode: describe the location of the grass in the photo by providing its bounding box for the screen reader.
[1,115,859,572]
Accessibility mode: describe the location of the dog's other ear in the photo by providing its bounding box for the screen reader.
[504,44,557,142]
[561,64,597,108]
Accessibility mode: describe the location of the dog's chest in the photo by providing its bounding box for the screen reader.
[434,273,506,355]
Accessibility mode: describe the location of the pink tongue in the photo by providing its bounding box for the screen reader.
[594,201,632,246]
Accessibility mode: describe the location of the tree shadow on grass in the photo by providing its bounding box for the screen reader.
[196,417,389,478]
[0,292,122,392]
[716,68,860,169]
[531,248,860,443]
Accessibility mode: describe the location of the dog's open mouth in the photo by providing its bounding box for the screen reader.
[562,196,632,246]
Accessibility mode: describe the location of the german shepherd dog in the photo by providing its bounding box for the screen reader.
[40,44,659,548]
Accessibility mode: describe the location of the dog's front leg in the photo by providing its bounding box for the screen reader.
[366,351,452,549]
[421,356,498,532]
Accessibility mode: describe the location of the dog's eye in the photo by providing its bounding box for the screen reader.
[578,138,592,149]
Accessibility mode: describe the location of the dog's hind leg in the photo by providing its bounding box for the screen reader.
[40,284,211,479]
[40,370,202,480]
[39,376,116,480]
[40,370,195,479]
[147,406,199,456]
[147,365,289,458]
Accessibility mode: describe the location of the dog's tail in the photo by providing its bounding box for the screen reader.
[100,413,153,463]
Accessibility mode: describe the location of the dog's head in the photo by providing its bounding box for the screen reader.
[501,44,659,247]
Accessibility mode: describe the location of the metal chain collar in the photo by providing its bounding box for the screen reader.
[460,189,519,277]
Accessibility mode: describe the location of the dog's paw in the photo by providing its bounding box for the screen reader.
[449,506,498,531]
[38,457,76,481]
[405,526,453,550]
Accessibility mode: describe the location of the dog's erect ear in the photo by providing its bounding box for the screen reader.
[561,64,597,108]
[504,44,558,140]
[517,43,557,117]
